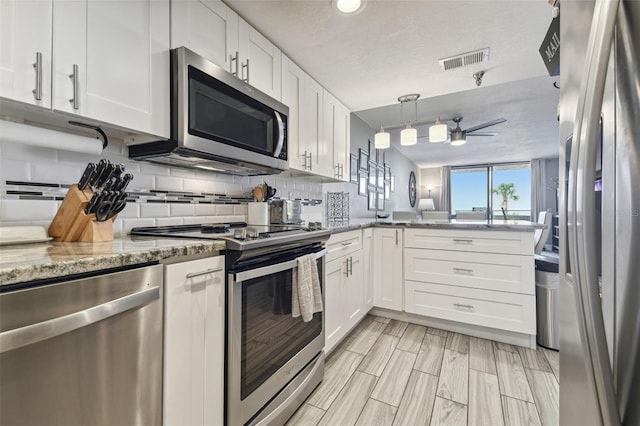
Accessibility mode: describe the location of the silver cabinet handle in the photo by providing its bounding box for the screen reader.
[186,267,223,279]
[69,64,79,110]
[348,256,353,276]
[308,152,312,170]
[344,258,349,277]
[230,51,239,76]
[242,59,249,83]
[0,286,160,353]
[453,267,474,275]
[341,242,353,246]
[396,229,399,245]
[453,303,474,309]
[335,164,341,178]
[274,111,285,158]
[453,238,473,244]
[301,151,308,169]
[32,52,43,101]
[567,0,620,423]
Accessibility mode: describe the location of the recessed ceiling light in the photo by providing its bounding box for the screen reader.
[333,0,365,15]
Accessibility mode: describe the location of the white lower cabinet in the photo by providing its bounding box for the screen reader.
[163,255,225,426]
[362,228,374,311]
[403,228,536,336]
[373,227,403,311]
[324,230,367,354]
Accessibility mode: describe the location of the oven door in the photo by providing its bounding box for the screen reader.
[227,247,326,426]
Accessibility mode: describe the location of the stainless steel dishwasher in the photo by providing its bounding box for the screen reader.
[0,264,163,426]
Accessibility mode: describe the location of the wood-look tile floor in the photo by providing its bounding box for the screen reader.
[287,315,559,426]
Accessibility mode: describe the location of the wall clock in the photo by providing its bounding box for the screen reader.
[408,171,417,207]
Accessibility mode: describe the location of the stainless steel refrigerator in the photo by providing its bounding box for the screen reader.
[559,0,640,425]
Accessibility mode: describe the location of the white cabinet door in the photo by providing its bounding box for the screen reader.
[373,228,404,311]
[53,0,170,138]
[332,98,350,182]
[362,228,374,311]
[171,0,239,73]
[238,18,281,100]
[164,256,225,426]
[322,90,337,179]
[0,0,52,108]
[324,257,345,354]
[344,250,364,329]
[281,54,305,171]
[300,74,323,174]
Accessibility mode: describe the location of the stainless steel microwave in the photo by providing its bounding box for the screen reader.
[129,47,288,175]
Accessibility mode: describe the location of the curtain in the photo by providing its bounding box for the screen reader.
[530,159,546,220]
[440,166,451,212]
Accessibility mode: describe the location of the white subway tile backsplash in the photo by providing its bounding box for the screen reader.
[0,141,57,161]
[155,176,183,191]
[130,174,155,191]
[0,160,31,181]
[215,204,235,215]
[156,217,184,227]
[194,204,217,216]
[139,162,170,177]
[183,178,209,193]
[234,204,248,215]
[32,163,83,184]
[121,218,156,235]
[169,167,195,179]
[169,203,196,217]
[0,199,58,221]
[183,216,205,225]
[116,203,140,219]
[140,203,169,218]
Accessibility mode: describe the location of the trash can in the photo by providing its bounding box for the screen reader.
[535,255,560,350]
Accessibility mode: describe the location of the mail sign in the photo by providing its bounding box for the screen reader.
[539,16,560,76]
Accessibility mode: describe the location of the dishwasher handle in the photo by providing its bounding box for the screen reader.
[0,285,160,353]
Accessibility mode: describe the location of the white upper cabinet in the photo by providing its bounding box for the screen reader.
[327,92,350,182]
[53,0,170,138]
[300,74,323,173]
[0,0,52,108]
[170,0,238,72]
[237,18,281,100]
[281,54,305,170]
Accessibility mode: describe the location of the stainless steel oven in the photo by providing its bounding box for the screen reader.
[129,223,331,425]
[227,242,326,425]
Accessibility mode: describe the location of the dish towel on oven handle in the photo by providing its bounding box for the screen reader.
[292,253,323,322]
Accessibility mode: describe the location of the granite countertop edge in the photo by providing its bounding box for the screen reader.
[327,220,545,234]
[0,238,226,286]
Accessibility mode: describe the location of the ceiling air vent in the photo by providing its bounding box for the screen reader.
[438,47,490,71]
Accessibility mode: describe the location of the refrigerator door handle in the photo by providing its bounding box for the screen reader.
[568,0,621,424]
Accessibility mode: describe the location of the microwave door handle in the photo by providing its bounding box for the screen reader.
[234,248,326,283]
[274,111,285,158]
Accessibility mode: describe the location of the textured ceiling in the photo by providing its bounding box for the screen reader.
[224,0,560,167]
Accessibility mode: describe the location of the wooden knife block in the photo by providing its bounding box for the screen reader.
[48,185,115,243]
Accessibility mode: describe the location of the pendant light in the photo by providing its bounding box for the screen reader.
[429,117,448,143]
[374,126,390,149]
[398,94,419,146]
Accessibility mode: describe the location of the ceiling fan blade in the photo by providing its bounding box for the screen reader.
[466,132,498,137]
[464,118,506,133]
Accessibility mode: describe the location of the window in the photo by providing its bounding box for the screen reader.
[450,163,531,220]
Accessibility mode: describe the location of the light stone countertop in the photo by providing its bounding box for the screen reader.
[326,218,545,234]
[0,237,225,286]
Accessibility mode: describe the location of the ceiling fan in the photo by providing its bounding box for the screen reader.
[418,116,506,146]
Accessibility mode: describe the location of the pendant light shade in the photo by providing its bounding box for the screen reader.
[450,130,467,146]
[429,117,448,143]
[400,125,417,146]
[375,127,390,149]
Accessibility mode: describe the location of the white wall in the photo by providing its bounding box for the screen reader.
[0,122,323,235]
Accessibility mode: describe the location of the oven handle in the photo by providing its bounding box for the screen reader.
[234,248,326,283]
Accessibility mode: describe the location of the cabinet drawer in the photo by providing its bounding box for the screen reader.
[404,248,534,295]
[405,281,536,334]
[326,230,362,262]
[404,229,534,255]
